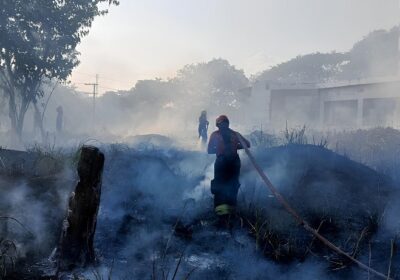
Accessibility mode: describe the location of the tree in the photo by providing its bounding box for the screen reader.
[256,26,399,84]
[339,27,399,80]
[256,52,348,83]
[174,58,249,112]
[0,0,119,142]
[83,59,249,134]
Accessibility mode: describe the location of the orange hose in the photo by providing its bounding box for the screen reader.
[236,133,392,280]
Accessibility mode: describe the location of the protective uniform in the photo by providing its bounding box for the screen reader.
[198,110,209,144]
[208,115,250,217]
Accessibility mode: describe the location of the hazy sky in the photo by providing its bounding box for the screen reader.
[70,0,400,93]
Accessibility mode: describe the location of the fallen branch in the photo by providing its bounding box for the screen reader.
[0,216,34,237]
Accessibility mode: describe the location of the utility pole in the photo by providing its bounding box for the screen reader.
[84,74,99,132]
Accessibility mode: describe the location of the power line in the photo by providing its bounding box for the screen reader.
[98,85,121,91]
[71,81,121,92]
[84,74,98,131]
[73,71,129,85]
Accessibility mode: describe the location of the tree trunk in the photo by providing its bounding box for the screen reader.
[33,102,46,143]
[57,146,105,272]
[6,89,19,143]
[1,68,41,144]
[15,97,30,141]
[6,90,29,144]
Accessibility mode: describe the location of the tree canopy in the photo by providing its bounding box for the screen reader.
[174,58,249,108]
[0,0,119,140]
[256,26,399,83]
[339,27,399,80]
[256,52,348,83]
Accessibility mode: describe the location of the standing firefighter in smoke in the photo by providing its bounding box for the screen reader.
[198,110,209,144]
[208,115,250,223]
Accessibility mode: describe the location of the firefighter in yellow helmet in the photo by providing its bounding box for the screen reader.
[208,115,250,225]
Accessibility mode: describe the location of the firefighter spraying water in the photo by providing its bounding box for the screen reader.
[207,115,250,226]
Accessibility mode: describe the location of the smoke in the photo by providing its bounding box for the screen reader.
[1,42,400,276]
[379,193,400,237]
[85,142,397,278]
[0,174,74,259]
[1,133,399,278]
[0,26,396,149]
[0,3,398,280]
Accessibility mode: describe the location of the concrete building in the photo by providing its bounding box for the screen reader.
[249,77,400,130]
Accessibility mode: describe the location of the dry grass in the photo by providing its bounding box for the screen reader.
[237,189,383,268]
[284,124,307,145]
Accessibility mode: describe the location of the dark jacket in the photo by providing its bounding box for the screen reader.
[207,128,250,156]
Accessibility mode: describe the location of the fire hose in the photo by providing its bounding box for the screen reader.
[236,133,393,280]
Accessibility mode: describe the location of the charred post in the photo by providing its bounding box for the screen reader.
[57,146,105,271]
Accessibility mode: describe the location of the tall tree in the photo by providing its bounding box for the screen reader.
[339,27,399,80]
[256,52,348,83]
[0,0,119,141]
[174,58,249,111]
[256,27,399,84]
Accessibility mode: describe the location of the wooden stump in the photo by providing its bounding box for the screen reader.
[57,146,105,271]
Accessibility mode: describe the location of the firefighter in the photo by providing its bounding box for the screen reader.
[208,115,250,224]
[198,110,209,144]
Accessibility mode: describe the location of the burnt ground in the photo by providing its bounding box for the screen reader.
[0,143,399,279]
